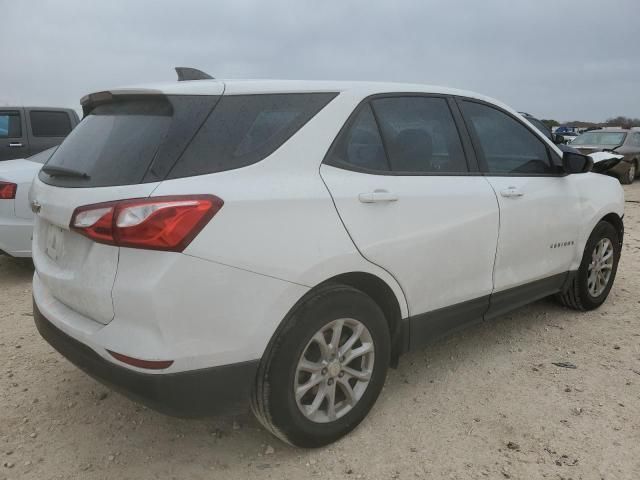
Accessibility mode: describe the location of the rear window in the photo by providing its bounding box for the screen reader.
[40,96,218,187]
[168,93,337,179]
[40,93,336,187]
[30,111,72,137]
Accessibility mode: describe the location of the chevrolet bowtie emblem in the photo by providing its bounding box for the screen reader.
[30,200,42,214]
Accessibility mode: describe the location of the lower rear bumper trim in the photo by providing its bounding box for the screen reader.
[33,299,259,417]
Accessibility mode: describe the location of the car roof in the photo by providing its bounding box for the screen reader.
[82,78,504,105]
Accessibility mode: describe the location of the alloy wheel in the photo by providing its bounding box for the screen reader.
[587,238,614,297]
[294,318,375,423]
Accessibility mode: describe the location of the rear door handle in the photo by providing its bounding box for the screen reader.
[358,189,398,203]
[8,142,23,148]
[500,186,524,198]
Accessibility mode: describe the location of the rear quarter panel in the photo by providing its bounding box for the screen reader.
[151,91,409,318]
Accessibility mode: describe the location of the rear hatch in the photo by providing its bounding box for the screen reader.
[31,87,223,324]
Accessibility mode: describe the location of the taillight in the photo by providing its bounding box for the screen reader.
[70,195,223,251]
[0,182,17,200]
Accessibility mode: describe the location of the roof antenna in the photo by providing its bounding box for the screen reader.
[175,67,214,81]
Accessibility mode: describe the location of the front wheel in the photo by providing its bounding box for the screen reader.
[556,221,621,311]
[251,284,390,448]
[620,160,637,185]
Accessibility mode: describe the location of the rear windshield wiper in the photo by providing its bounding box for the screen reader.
[41,165,91,179]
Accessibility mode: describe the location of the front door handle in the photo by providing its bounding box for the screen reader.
[8,142,23,148]
[358,189,398,204]
[500,186,524,198]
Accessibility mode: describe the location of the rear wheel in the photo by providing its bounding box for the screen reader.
[620,160,637,184]
[251,284,390,447]
[556,221,621,310]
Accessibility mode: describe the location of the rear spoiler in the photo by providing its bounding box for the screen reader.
[80,67,214,115]
[80,90,167,116]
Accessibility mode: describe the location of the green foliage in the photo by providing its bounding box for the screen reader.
[541,119,559,128]
[603,116,640,129]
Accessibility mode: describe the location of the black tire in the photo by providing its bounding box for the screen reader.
[251,284,390,448]
[556,221,621,311]
[619,160,637,185]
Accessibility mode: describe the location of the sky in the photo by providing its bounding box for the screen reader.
[1,0,638,122]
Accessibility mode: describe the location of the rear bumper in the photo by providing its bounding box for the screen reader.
[34,300,259,417]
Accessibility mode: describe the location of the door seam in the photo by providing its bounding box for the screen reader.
[483,176,502,315]
[318,164,410,317]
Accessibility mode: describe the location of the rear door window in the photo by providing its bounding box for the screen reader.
[0,111,22,138]
[371,97,468,173]
[168,93,337,179]
[30,111,72,137]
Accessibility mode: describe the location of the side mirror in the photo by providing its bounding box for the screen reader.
[563,151,593,174]
[553,133,566,144]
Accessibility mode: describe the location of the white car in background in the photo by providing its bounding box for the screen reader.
[31,76,624,447]
[0,147,55,257]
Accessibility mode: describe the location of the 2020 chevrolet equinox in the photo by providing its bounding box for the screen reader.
[30,76,624,447]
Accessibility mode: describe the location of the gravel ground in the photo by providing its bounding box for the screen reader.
[1,184,639,480]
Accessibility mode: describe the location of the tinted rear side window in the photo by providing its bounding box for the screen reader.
[40,96,217,187]
[30,111,72,137]
[169,93,337,179]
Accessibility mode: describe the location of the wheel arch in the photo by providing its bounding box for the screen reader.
[320,272,406,367]
[600,212,624,247]
[263,271,408,369]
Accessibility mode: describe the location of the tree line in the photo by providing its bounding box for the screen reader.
[542,116,640,129]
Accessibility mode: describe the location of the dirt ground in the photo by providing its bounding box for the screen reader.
[1,184,639,480]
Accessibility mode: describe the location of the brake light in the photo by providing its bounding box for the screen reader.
[70,195,223,251]
[0,182,17,200]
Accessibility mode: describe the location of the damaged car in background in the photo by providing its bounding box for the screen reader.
[570,128,640,184]
[519,114,626,178]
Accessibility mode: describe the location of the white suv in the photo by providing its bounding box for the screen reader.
[30,77,624,447]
